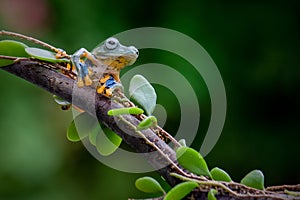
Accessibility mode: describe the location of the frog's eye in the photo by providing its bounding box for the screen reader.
[105,37,119,50]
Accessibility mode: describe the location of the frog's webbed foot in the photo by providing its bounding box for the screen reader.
[55,48,69,59]
[75,61,92,87]
[76,75,92,87]
[77,77,85,87]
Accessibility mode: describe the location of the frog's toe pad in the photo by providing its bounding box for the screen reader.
[84,76,93,86]
[55,48,67,59]
[77,80,85,87]
[105,88,113,96]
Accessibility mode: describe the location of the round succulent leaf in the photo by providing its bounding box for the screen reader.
[135,176,165,195]
[67,120,80,142]
[207,189,218,200]
[67,112,98,142]
[25,47,69,63]
[164,181,198,200]
[210,167,232,182]
[137,116,157,130]
[0,40,29,67]
[96,127,122,156]
[240,169,265,190]
[176,146,211,177]
[129,74,157,115]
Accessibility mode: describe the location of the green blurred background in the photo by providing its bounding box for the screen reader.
[0,0,299,199]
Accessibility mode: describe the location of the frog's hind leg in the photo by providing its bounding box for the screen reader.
[97,75,123,97]
[97,75,110,95]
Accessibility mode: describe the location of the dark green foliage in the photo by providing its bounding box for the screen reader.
[0,40,29,66]
[210,167,232,182]
[240,170,265,190]
[135,176,165,195]
[164,181,198,200]
[176,146,211,177]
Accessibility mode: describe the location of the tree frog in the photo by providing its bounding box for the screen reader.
[69,37,139,96]
[0,30,138,97]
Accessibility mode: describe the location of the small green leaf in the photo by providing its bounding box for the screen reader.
[107,107,144,116]
[67,112,98,142]
[240,170,265,190]
[25,47,69,63]
[0,40,29,67]
[210,167,232,182]
[137,116,157,130]
[129,74,157,115]
[176,146,211,177]
[207,189,218,200]
[164,181,198,200]
[96,127,122,156]
[135,177,165,195]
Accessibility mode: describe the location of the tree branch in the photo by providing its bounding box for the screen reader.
[1,60,182,185]
[1,60,299,200]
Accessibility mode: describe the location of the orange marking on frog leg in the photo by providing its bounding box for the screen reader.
[112,73,121,82]
[66,63,72,70]
[97,84,106,94]
[82,51,99,66]
[99,75,110,84]
[81,51,92,60]
[88,68,93,76]
[116,62,125,69]
[55,49,68,59]
[77,77,84,87]
[84,75,92,86]
[105,88,113,96]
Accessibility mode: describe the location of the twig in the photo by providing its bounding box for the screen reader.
[0,30,71,59]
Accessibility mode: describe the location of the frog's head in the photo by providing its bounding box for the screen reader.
[92,37,139,70]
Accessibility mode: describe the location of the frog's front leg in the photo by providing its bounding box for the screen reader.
[71,48,97,87]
